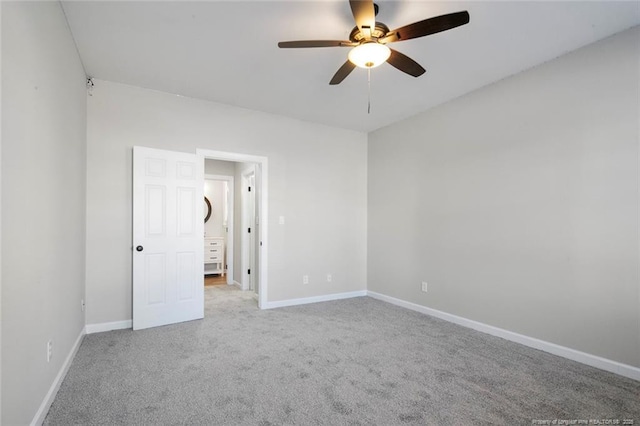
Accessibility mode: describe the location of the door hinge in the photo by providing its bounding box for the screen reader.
[248,186,251,192]
[248,227,251,233]
[247,269,251,275]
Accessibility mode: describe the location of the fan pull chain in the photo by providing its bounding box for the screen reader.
[367,68,371,114]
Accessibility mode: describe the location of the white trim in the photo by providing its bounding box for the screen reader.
[258,160,268,310]
[197,150,266,164]
[197,149,269,310]
[367,291,640,382]
[232,280,243,288]
[204,173,235,284]
[264,290,367,309]
[0,4,3,419]
[85,320,132,334]
[31,327,85,426]
[241,168,256,293]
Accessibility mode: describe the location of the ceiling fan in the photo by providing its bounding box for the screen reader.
[277,0,470,85]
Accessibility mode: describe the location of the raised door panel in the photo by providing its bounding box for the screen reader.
[176,161,196,180]
[176,187,196,237]
[145,158,166,178]
[145,185,166,237]
[176,252,196,301]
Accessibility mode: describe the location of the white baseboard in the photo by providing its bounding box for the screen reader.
[264,290,367,309]
[367,291,640,382]
[232,280,247,291]
[85,320,132,334]
[31,327,86,426]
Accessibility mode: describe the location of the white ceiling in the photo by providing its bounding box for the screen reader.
[61,1,640,133]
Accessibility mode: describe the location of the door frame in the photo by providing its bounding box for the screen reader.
[241,168,256,292]
[197,149,268,309]
[204,174,234,285]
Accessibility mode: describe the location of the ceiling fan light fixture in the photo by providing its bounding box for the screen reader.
[348,42,391,69]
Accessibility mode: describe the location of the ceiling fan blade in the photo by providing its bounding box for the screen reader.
[349,0,376,37]
[387,49,426,77]
[380,11,470,44]
[278,40,355,48]
[329,60,357,85]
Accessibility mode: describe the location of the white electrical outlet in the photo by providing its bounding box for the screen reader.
[47,340,53,363]
[327,274,332,282]
[303,275,309,285]
[81,299,85,312]
[421,281,428,292]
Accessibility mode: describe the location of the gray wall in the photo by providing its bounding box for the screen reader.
[205,159,236,177]
[1,2,87,424]
[86,80,367,325]
[368,27,640,368]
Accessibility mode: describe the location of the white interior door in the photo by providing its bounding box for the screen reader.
[133,146,204,330]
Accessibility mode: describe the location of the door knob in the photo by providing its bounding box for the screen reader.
[136,245,143,252]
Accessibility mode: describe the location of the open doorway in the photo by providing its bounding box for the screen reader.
[204,173,234,285]
[198,150,268,309]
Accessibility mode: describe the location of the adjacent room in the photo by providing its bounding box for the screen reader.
[2,1,639,425]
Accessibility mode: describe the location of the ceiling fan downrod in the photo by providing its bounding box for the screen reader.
[367,68,371,114]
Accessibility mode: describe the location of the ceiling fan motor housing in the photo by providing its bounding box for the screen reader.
[349,22,390,43]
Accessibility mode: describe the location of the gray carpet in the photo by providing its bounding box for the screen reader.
[44,286,640,425]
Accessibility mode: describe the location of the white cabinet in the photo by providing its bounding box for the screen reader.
[204,237,225,275]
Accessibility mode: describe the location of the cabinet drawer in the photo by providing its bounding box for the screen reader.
[204,246,223,255]
[205,239,224,247]
[205,253,223,262]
